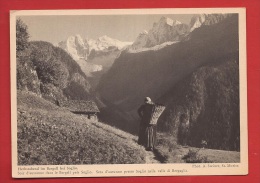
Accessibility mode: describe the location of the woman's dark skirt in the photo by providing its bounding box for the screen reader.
[138,124,157,150]
[138,124,146,145]
[145,125,157,150]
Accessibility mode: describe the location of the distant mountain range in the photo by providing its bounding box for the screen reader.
[129,13,233,51]
[58,35,132,61]
[58,35,132,76]
[98,13,237,107]
[58,14,233,77]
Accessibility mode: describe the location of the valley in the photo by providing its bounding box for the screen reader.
[16,13,241,165]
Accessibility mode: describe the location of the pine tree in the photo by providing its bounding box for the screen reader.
[16,18,29,52]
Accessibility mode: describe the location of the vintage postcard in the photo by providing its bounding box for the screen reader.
[10,8,247,178]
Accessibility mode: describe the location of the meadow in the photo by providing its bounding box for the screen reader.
[17,91,146,165]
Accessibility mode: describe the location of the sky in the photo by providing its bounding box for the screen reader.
[20,14,195,44]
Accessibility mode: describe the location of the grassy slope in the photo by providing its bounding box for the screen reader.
[17,91,146,165]
[156,134,240,163]
[17,91,240,165]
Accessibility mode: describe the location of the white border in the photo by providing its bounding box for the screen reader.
[10,8,248,178]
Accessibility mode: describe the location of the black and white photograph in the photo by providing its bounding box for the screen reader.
[11,9,247,178]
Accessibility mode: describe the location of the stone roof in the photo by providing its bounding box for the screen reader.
[59,100,100,113]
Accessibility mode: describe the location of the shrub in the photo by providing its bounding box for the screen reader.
[182,148,212,163]
[17,55,41,95]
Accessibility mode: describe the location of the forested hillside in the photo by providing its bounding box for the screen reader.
[17,19,93,102]
[158,58,239,151]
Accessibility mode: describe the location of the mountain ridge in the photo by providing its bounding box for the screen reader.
[130,13,232,52]
[58,35,132,76]
[58,34,132,61]
[97,14,239,150]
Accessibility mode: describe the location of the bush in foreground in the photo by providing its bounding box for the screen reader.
[182,148,213,163]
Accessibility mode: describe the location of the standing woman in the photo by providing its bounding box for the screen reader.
[137,97,157,151]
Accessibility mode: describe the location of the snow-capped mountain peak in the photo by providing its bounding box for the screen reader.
[189,14,207,32]
[95,35,132,50]
[159,16,174,26]
[98,35,112,41]
[158,16,182,26]
[130,16,189,51]
[62,35,88,61]
[67,34,85,46]
[189,13,232,32]
[58,34,133,76]
[130,14,233,52]
[140,30,148,35]
[59,35,132,60]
